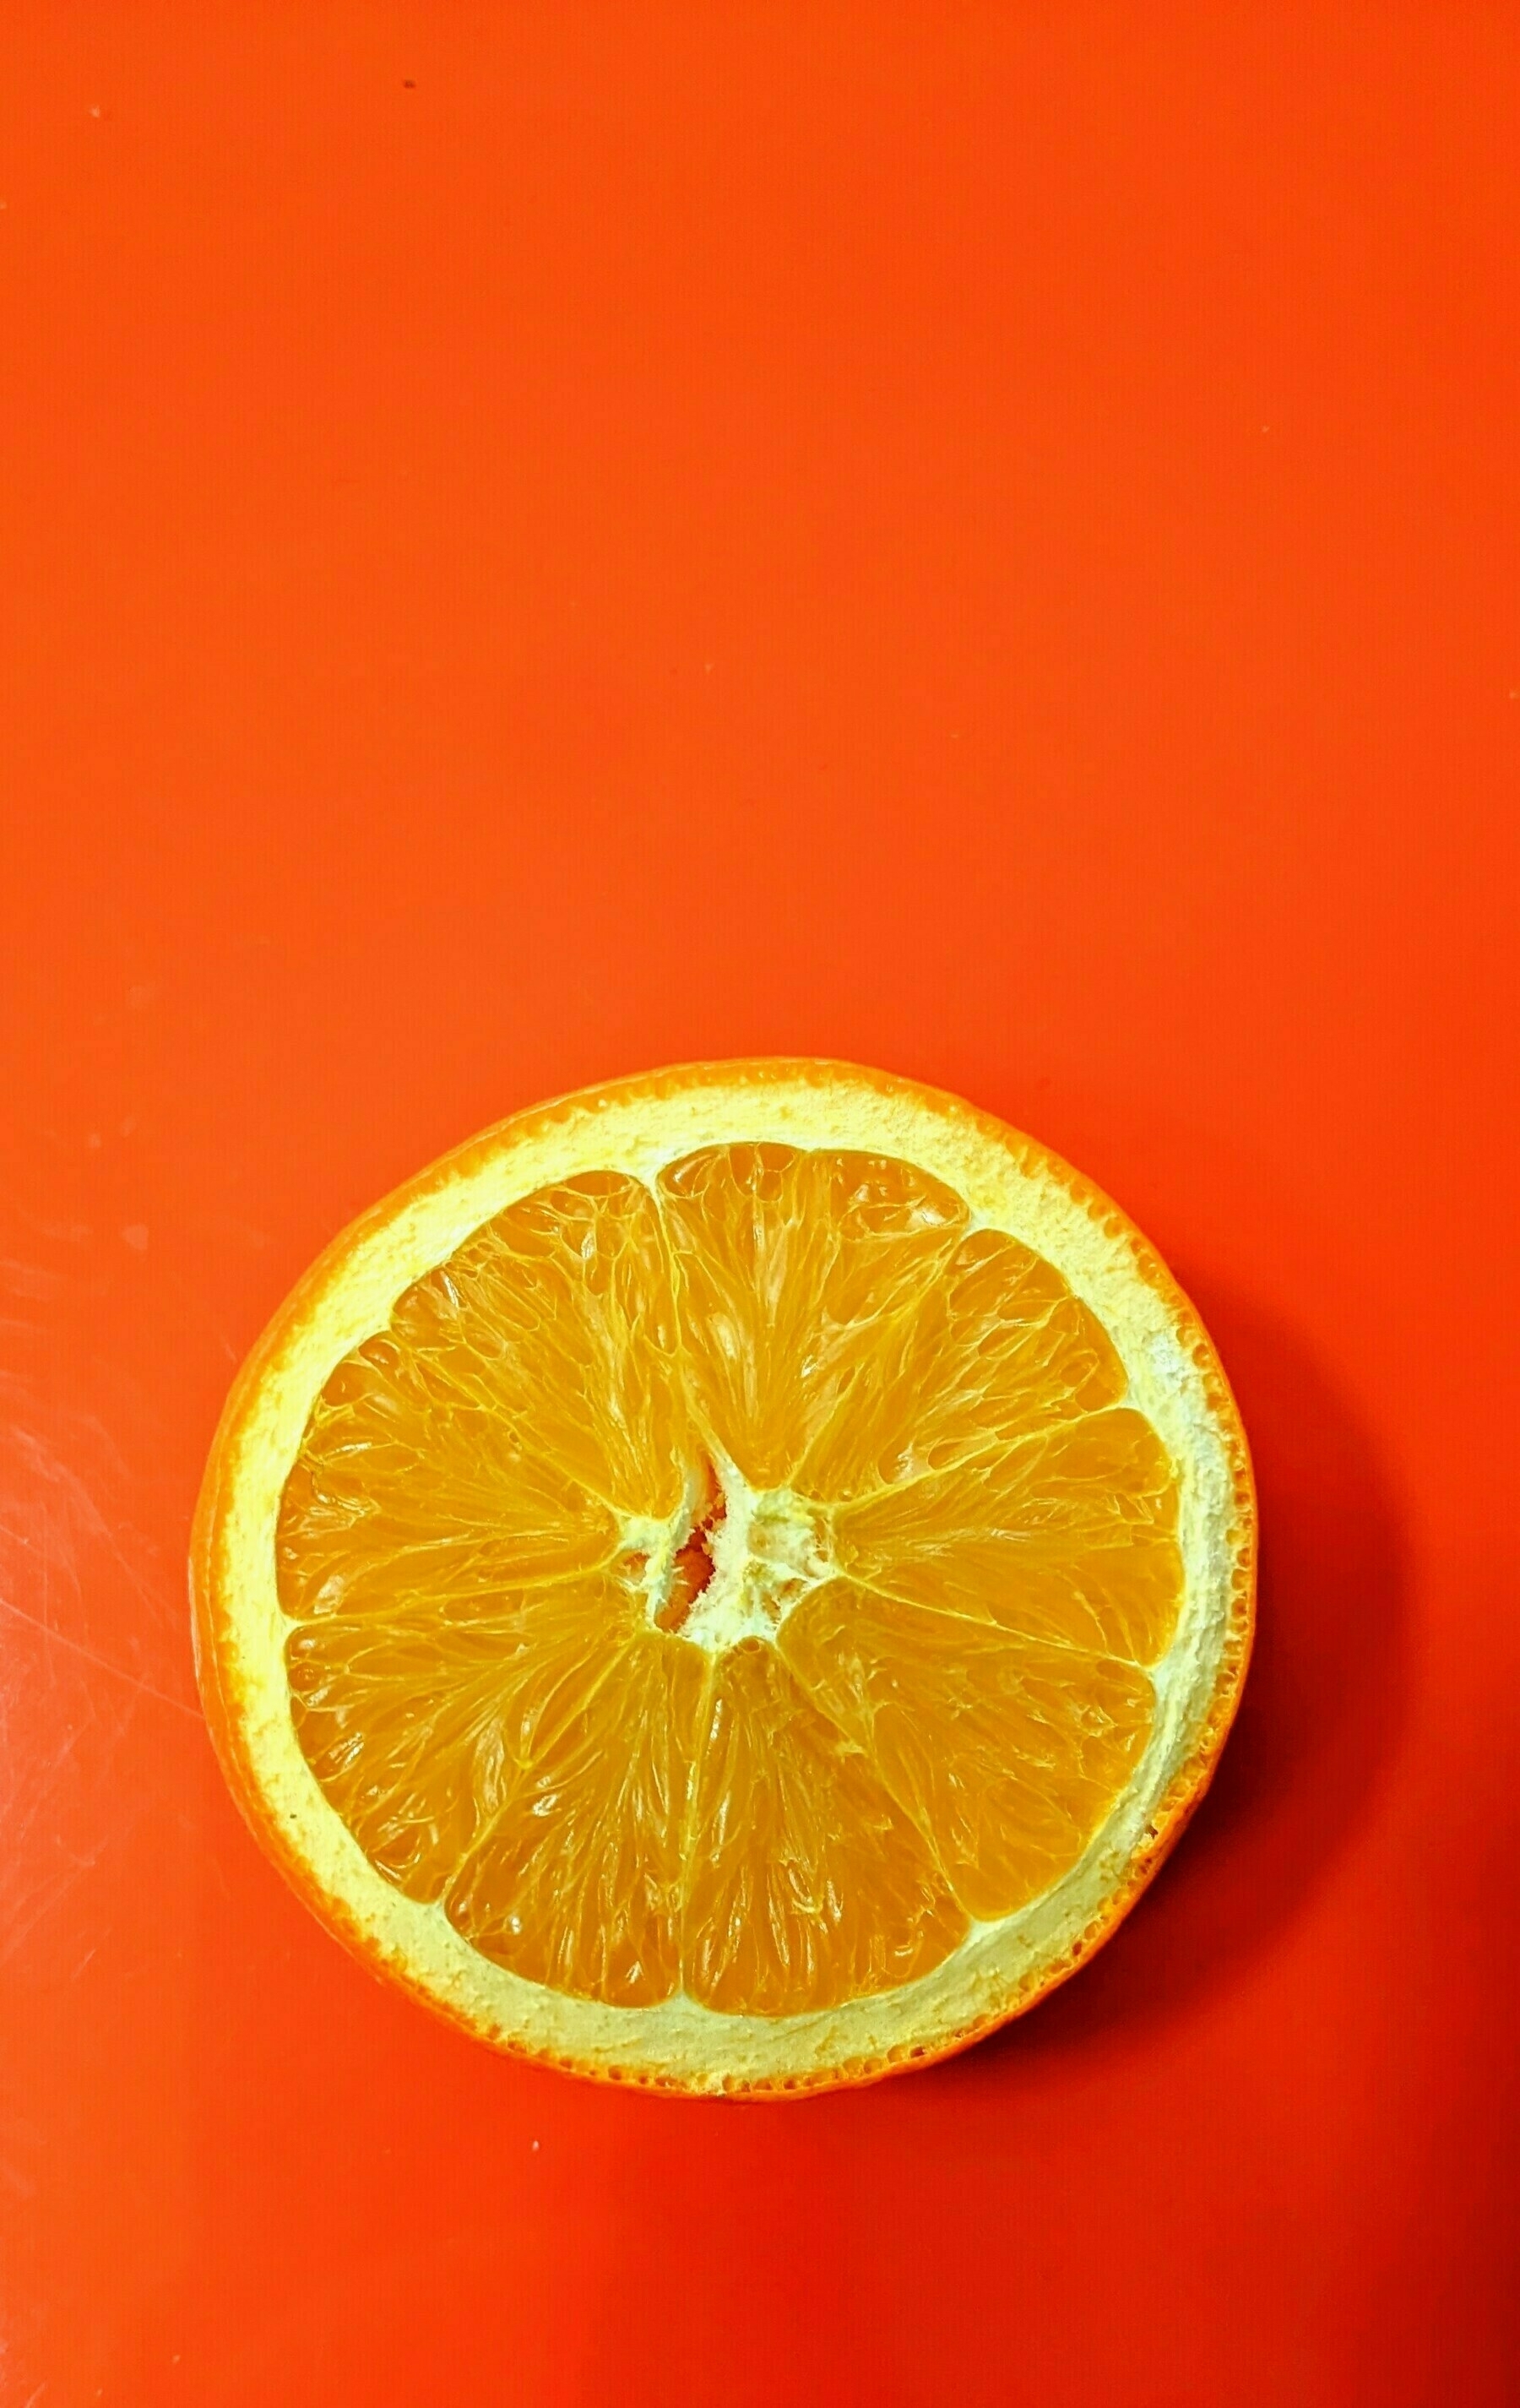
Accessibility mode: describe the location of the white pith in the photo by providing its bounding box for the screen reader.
[624,1451,832,1650]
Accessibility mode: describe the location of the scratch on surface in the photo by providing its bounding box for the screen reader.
[1,1852,101,1972]
[0,1378,171,1623]
[0,1260,63,1303]
[0,1594,198,1719]
[0,1369,203,1976]
[0,1321,207,1983]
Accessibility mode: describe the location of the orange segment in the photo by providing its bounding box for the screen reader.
[658,1144,966,1487]
[285,1574,625,1900]
[681,1637,966,2014]
[832,1407,1184,1662]
[443,1625,708,2008]
[277,1326,617,1614]
[392,1172,691,1519]
[780,1583,1154,1922]
[800,1228,1128,1500]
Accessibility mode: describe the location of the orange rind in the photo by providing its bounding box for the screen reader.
[193,1060,1254,2095]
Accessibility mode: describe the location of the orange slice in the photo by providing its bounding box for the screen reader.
[193,1060,1254,2094]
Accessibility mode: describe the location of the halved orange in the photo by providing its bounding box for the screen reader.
[192,1060,1254,2094]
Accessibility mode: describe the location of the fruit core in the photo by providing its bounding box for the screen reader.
[625,1452,832,1654]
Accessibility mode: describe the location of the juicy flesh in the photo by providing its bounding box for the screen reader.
[278,1146,1182,2015]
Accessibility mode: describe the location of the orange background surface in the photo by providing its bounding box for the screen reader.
[3,8,1517,2404]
